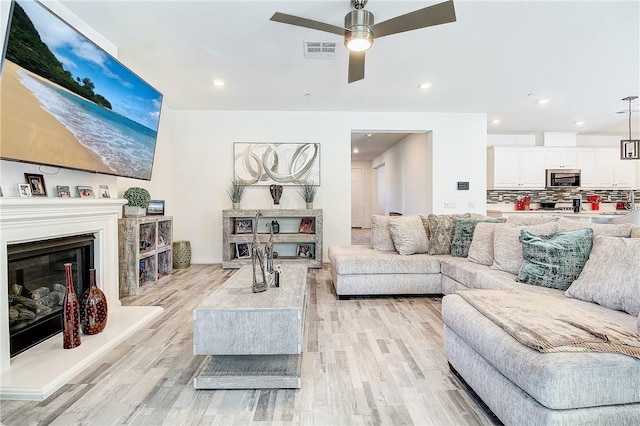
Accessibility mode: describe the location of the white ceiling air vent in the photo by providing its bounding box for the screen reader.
[304,41,337,59]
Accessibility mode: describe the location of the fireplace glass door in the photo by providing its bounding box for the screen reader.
[8,234,94,357]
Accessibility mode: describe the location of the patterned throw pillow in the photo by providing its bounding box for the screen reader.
[565,236,640,316]
[388,215,429,255]
[427,214,471,255]
[371,215,395,251]
[467,222,503,265]
[450,218,503,258]
[491,222,559,274]
[516,228,593,290]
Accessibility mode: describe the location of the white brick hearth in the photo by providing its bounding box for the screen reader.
[0,198,163,400]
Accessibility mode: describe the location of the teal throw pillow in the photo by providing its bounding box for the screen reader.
[451,218,503,258]
[516,228,594,290]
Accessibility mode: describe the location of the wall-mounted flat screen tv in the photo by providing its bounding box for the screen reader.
[1,0,163,180]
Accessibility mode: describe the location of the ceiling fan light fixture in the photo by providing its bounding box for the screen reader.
[344,9,374,52]
[345,32,373,52]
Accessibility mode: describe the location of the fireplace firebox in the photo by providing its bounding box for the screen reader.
[7,234,94,357]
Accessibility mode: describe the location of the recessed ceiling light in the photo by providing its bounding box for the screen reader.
[418,82,432,89]
[575,121,585,126]
[353,148,359,153]
[537,99,550,104]
[490,119,501,124]
[366,133,372,137]
[213,79,225,87]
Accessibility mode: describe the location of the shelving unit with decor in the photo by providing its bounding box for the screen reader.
[118,216,173,297]
[222,209,322,269]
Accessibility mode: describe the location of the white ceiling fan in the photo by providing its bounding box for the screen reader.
[270,0,457,83]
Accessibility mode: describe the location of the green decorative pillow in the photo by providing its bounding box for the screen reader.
[451,218,503,258]
[427,213,471,255]
[516,228,593,290]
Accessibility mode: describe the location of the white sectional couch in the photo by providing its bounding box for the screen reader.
[328,214,640,425]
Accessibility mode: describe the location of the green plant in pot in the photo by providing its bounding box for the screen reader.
[123,187,151,217]
[227,179,246,209]
[297,180,317,209]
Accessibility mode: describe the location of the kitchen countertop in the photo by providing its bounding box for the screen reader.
[487,203,638,218]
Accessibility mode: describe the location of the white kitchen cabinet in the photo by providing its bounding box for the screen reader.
[577,148,635,188]
[488,147,546,189]
[545,148,577,169]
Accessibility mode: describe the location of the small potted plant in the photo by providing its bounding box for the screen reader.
[123,187,151,217]
[227,179,246,209]
[297,180,317,209]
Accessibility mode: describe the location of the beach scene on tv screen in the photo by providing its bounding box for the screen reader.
[1,0,163,180]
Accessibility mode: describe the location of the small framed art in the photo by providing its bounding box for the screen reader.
[24,173,47,196]
[56,185,71,198]
[147,200,165,215]
[18,184,32,197]
[235,218,253,234]
[299,217,314,233]
[297,244,314,258]
[77,186,95,198]
[99,185,111,198]
[0,186,3,197]
[236,243,251,259]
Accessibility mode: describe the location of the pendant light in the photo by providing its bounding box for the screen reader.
[621,96,639,160]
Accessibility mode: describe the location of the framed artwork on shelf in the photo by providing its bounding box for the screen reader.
[299,217,314,233]
[234,218,253,234]
[147,200,165,215]
[0,186,3,197]
[18,184,32,197]
[233,142,320,186]
[77,186,95,198]
[56,185,71,198]
[297,244,314,258]
[24,173,47,196]
[99,185,111,198]
[235,243,251,259]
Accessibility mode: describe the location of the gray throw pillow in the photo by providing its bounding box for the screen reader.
[504,215,560,226]
[427,213,471,255]
[388,215,428,255]
[565,236,640,316]
[371,215,395,251]
[451,218,503,258]
[556,217,633,237]
[492,222,559,274]
[467,222,503,266]
[516,228,593,290]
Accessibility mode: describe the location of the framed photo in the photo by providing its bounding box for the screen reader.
[299,217,314,233]
[56,185,71,198]
[297,244,314,258]
[18,184,32,197]
[235,243,251,259]
[234,218,253,234]
[99,185,111,198]
[24,173,47,196]
[77,186,95,198]
[621,139,639,160]
[0,186,3,197]
[147,200,165,215]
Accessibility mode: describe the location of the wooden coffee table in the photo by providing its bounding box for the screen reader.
[192,264,307,389]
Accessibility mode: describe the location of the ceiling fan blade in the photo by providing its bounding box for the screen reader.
[371,0,456,39]
[348,52,366,84]
[270,12,345,36]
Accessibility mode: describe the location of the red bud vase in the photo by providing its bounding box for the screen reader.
[63,263,81,349]
[80,269,108,335]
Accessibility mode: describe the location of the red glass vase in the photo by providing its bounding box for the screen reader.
[80,269,108,335]
[63,263,81,349]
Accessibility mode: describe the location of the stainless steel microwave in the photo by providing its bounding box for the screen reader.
[546,169,581,188]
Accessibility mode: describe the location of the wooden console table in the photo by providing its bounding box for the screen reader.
[192,264,307,389]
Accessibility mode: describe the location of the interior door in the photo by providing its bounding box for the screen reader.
[351,168,363,228]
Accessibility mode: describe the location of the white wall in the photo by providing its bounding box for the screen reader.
[170,110,487,264]
[350,160,372,229]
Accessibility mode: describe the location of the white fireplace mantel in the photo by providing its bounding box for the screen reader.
[0,198,163,400]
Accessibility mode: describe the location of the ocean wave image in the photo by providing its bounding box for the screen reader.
[18,70,156,180]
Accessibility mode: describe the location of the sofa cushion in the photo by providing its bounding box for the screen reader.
[467,222,502,266]
[451,218,503,258]
[492,222,559,275]
[371,215,395,251]
[565,236,640,316]
[438,255,491,288]
[427,213,471,255]
[632,226,640,238]
[329,245,440,275]
[504,215,559,226]
[388,215,428,255]
[516,228,593,290]
[556,217,633,237]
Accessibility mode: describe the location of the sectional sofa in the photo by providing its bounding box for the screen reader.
[328,214,640,425]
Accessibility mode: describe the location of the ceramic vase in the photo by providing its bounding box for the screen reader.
[63,263,81,349]
[80,269,108,335]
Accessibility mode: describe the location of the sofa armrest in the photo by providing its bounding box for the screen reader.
[637,313,640,335]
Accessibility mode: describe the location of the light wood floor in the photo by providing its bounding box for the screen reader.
[0,265,495,426]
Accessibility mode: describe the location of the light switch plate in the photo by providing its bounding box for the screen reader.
[444,202,456,209]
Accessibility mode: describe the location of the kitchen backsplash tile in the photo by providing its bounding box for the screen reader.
[487,189,639,204]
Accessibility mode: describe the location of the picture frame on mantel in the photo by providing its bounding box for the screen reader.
[621,139,639,160]
[24,173,47,196]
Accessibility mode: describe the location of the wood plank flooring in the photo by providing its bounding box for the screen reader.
[0,265,495,426]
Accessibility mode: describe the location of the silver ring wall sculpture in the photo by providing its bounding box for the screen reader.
[234,143,320,185]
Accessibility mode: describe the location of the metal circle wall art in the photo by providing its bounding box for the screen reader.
[234,143,320,185]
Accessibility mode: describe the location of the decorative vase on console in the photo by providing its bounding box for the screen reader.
[269,185,283,209]
[80,268,108,335]
[63,263,81,349]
